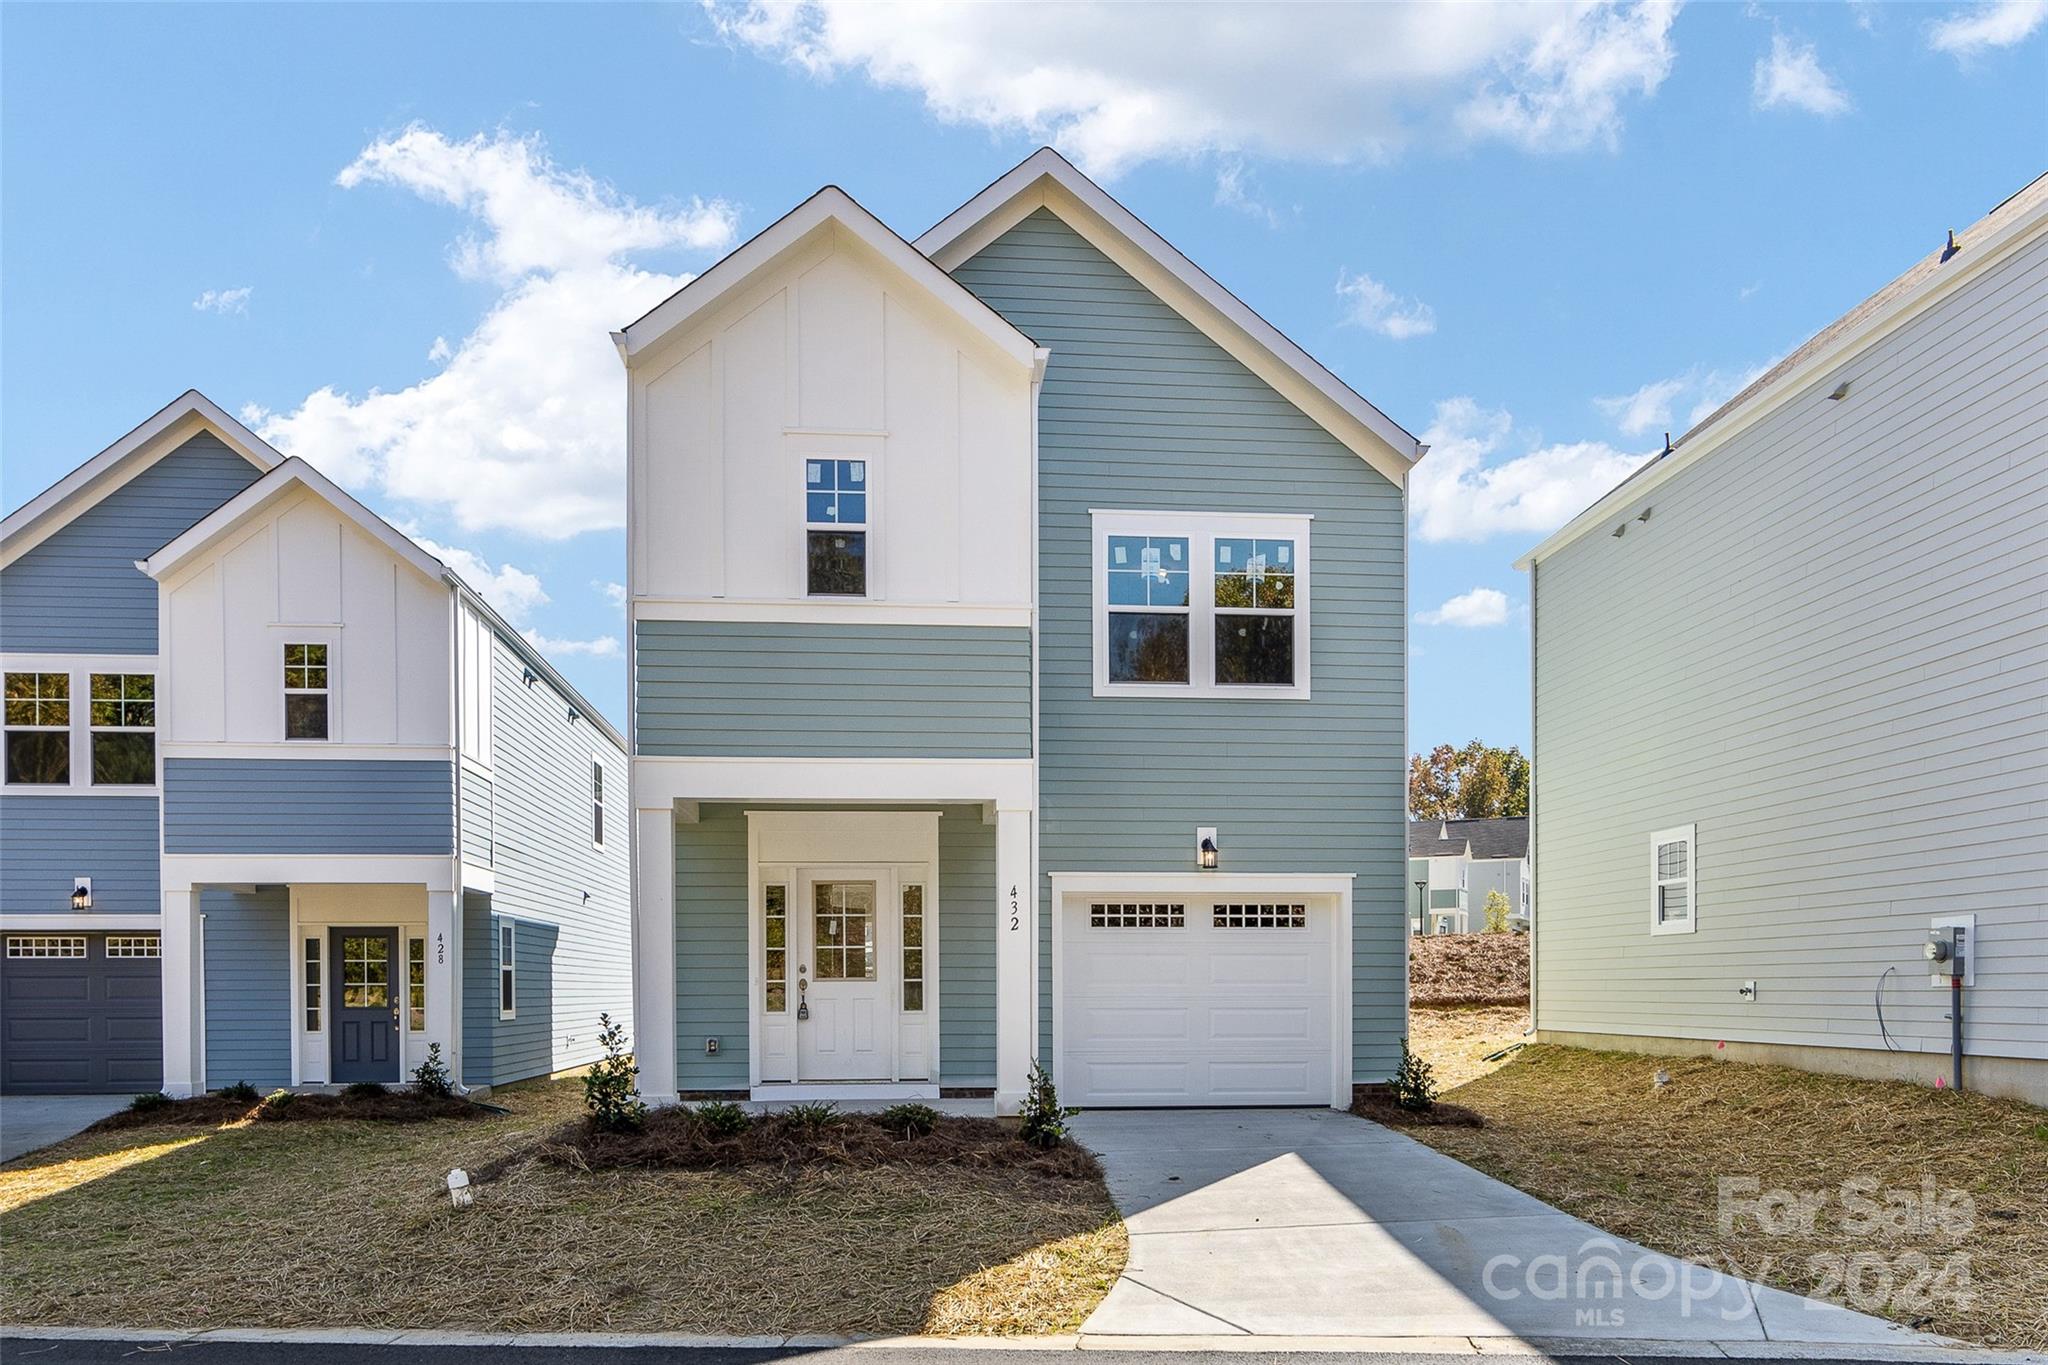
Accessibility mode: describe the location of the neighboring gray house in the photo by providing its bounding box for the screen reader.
[1407,817,1530,934]
[0,393,629,1095]
[1518,176,2048,1104]
[624,148,1422,1112]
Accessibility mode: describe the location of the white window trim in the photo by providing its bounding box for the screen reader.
[3,667,75,789]
[802,455,875,600]
[498,920,517,1019]
[1,659,167,795]
[591,760,606,850]
[281,637,335,742]
[1650,824,1697,936]
[1090,509,1312,700]
[87,671,156,788]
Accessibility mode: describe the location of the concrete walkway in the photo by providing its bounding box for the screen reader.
[1073,1108,1947,1348]
[0,1095,131,1163]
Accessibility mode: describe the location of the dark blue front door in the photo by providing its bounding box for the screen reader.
[330,928,400,1083]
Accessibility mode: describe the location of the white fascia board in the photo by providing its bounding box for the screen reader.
[632,755,1036,812]
[140,457,447,586]
[161,853,457,893]
[616,186,1037,369]
[1516,192,2048,571]
[1049,871,1357,895]
[1,390,283,567]
[917,148,1423,481]
[0,914,167,932]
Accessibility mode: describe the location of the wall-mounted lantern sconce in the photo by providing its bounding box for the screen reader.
[71,877,93,912]
[1196,828,1219,871]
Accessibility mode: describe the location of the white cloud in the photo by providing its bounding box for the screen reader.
[705,1,1680,179]
[1595,374,1689,437]
[1335,269,1437,339]
[1752,32,1852,115]
[1596,359,1777,438]
[598,580,628,608]
[413,537,549,624]
[522,630,622,659]
[1927,0,2046,56]
[1415,586,1511,628]
[1410,397,1648,544]
[1213,161,1281,228]
[427,336,452,363]
[246,126,739,539]
[193,286,252,314]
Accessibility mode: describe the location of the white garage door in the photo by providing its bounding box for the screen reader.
[1060,895,1334,1106]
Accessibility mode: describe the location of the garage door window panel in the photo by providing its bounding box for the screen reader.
[7,936,86,958]
[1089,902,1185,929]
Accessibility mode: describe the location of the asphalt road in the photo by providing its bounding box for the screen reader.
[0,1342,2017,1365]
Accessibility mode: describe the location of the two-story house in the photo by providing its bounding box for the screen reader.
[624,149,1422,1113]
[0,392,630,1096]
[1407,816,1531,934]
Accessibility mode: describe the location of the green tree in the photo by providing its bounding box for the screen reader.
[1482,889,1513,933]
[1409,740,1531,819]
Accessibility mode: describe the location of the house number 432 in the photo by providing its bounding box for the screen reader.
[1008,885,1021,933]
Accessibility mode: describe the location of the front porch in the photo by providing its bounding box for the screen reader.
[634,758,1035,1112]
[158,856,462,1097]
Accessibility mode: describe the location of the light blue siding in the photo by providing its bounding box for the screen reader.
[0,433,264,654]
[675,804,750,1093]
[460,769,494,867]
[0,796,160,916]
[937,810,996,1088]
[953,208,1410,1085]
[202,886,292,1090]
[458,632,631,1086]
[636,620,1032,759]
[162,758,454,856]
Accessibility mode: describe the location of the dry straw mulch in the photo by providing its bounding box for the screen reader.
[1409,932,1528,1006]
[1408,1003,1532,1091]
[87,1090,489,1133]
[2,1082,1123,1336]
[1411,1044,2048,1351]
[1351,1093,1484,1128]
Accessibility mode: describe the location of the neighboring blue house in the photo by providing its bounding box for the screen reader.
[0,393,629,1095]
[622,149,1422,1112]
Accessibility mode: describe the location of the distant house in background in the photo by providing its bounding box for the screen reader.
[1519,174,2047,1104]
[1407,817,1530,935]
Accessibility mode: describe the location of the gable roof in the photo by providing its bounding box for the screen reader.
[1,390,281,569]
[141,457,627,752]
[1408,817,1529,861]
[917,147,1424,484]
[1518,170,2048,571]
[614,185,1039,368]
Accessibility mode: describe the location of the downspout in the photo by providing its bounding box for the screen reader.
[1525,558,1539,1038]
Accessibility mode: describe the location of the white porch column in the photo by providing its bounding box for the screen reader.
[994,806,1033,1114]
[426,888,459,1084]
[160,886,202,1097]
[634,801,679,1105]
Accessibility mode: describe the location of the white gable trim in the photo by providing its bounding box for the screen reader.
[917,148,1423,485]
[139,456,446,586]
[0,390,281,569]
[1517,185,2048,571]
[615,186,1037,369]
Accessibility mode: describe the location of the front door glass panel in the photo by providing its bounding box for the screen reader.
[341,934,391,1007]
[813,881,876,981]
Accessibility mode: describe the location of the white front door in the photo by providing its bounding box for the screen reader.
[795,868,896,1081]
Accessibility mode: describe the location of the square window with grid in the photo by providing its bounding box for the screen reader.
[1089,902,1186,929]
[105,935,161,958]
[1213,902,1308,929]
[7,936,86,958]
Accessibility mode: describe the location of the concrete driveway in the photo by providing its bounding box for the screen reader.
[0,1095,131,1162]
[1073,1108,1945,1348]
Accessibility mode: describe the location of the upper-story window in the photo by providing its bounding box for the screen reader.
[4,672,70,785]
[591,760,605,849]
[805,459,868,596]
[284,643,329,740]
[89,673,155,785]
[1093,512,1311,699]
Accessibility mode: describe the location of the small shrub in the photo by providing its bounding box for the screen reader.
[215,1080,261,1102]
[782,1100,841,1128]
[262,1088,296,1114]
[1482,889,1513,934]
[583,1012,647,1134]
[1018,1062,1080,1149]
[692,1099,752,1137]
[878,1102,940,1138]
[1389,1042,1439,1112]
[412,1043,455,1099]
[343,1081,388,1100]
[128,1091,172,1113]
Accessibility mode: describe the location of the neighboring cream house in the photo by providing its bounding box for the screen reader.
[1519,175,2048,1104]
[1407,817,1530,934]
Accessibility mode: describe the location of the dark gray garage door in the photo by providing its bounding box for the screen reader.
[1,932,163,1093]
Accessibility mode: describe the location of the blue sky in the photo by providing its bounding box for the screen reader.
[5,2,2043,751]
